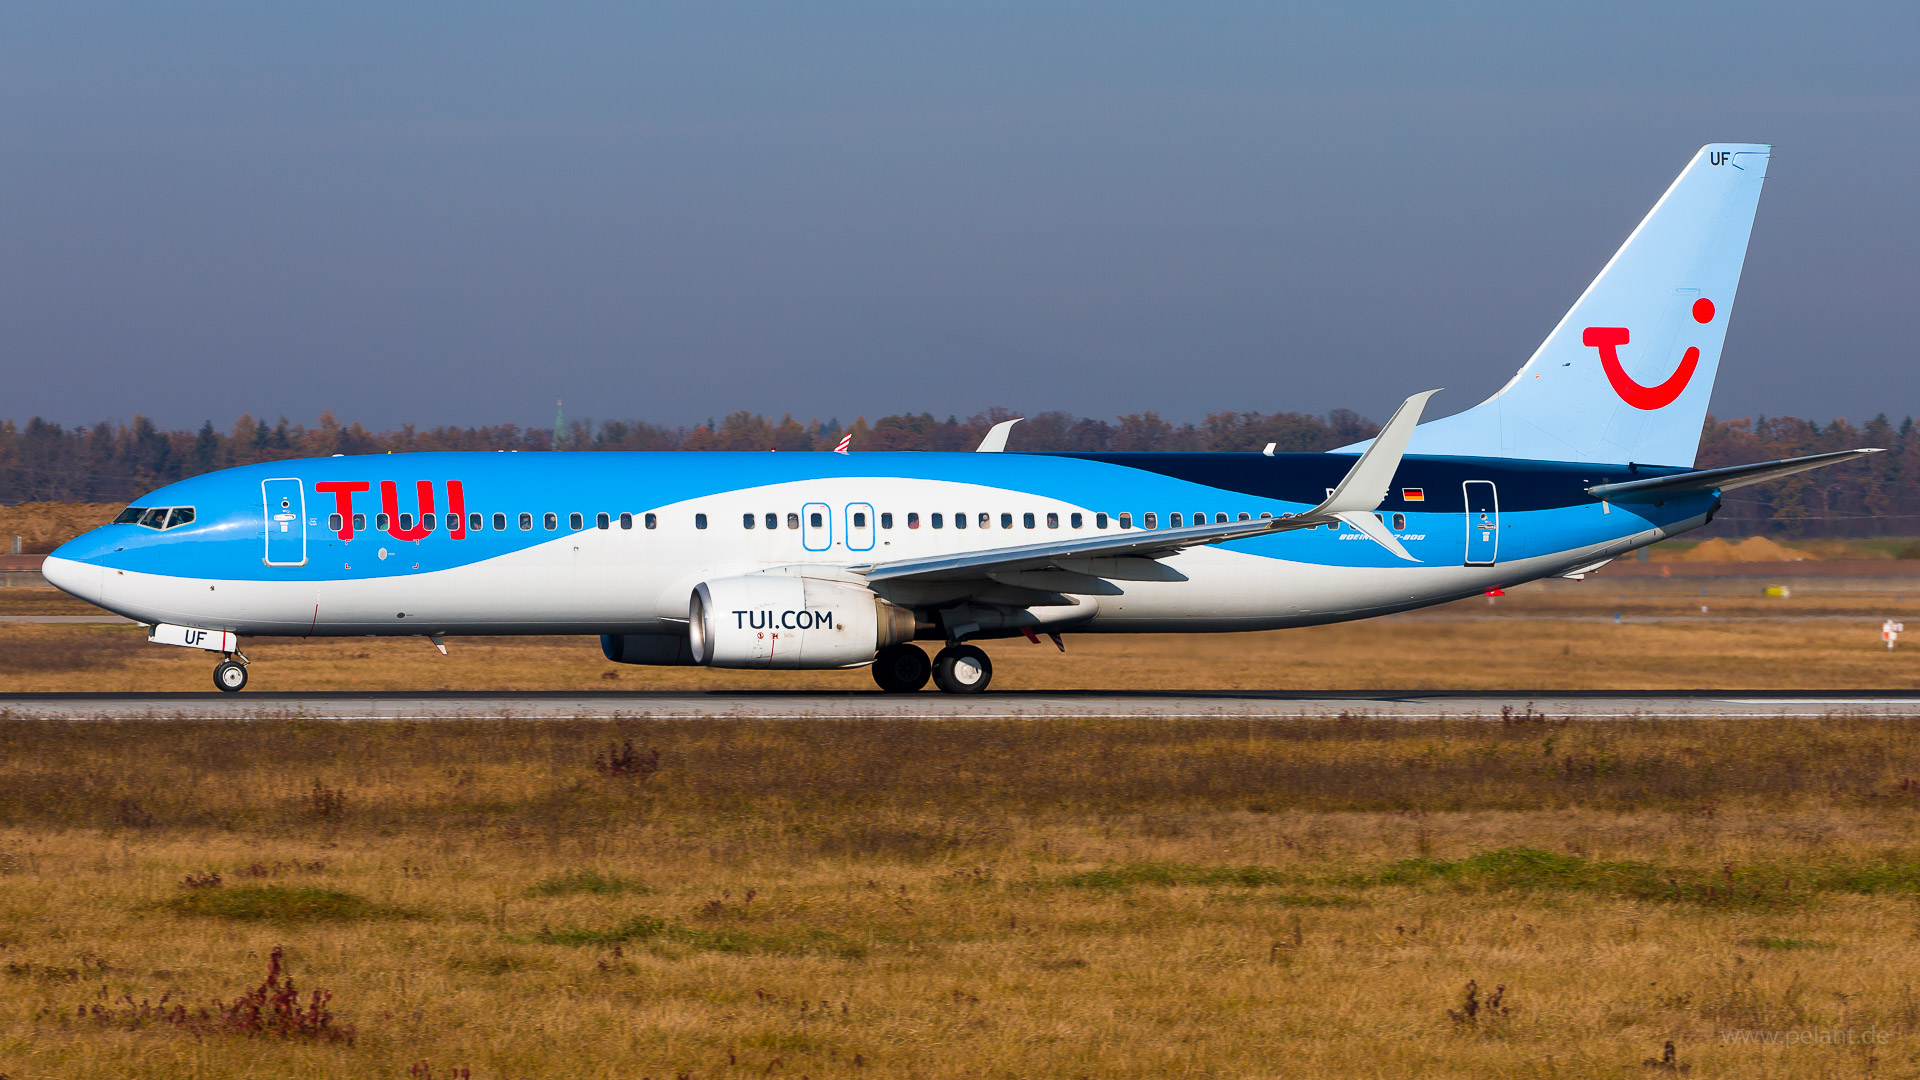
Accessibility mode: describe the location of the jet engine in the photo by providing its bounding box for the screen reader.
[690,576,918,669]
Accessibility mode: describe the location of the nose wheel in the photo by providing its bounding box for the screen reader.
[213,656,249,693]
[932,644,993,694]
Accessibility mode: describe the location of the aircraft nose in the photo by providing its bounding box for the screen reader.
[42,543,103,603]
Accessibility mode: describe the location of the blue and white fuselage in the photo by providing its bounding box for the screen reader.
[45,448,1710,638]
[39,142,1881,692]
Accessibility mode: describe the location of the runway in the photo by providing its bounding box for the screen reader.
[1,689,1917,720]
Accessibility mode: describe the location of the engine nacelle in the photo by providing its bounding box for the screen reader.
[690,576,916,669]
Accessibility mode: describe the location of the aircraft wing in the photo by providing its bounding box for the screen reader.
[1586,448,1881,501]
[851,390,1439,585]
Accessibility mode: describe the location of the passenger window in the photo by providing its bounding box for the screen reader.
[954,512,966,529]
[880,513,893,529]
[492,513,506,531]
[354,513,367,532]
[469,513,482,532]
[1260,511,1273,519]
[398,513,415,531]
[569,513,583,530]
[376,513,391,530]
[788,512,800,529]
[810,511,824,528]
[597,513,610,530]
[931,513,943,529]
[545,513,559,530]
[1393,513,1406,531]
[1070,513,1082,529]
[1023,512,1035,529]
[422,513,435,531]
[328,513,343,532]
[1144,512,1158,529]
[1096,513,1108,529]
[765,513,777,530]
[620,512,633,530]
[114,506,146,525]
[978,512,989,529]
[1171,513,1183,528]
[1000,513,1013,529]
[1238,512,1250,521]
[1213,513,1225,524]
[695,514,708,530]
[645,513,657,530]
[519,513,532,531]
[907,513,920,529]
[853,512,867,528]
[1046,512,1059,529]
[742,513,756,529]
[1118,513,1132,529]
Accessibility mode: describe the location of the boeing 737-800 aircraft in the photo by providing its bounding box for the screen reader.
[44,143,1877,693]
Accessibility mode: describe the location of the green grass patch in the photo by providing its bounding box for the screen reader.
[1347,846,1920,911]
[1055,862,1291,890]
[524,870,652,898]
[530,915,865,959]
[157,886,418,923]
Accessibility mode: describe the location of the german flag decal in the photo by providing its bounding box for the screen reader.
[1401,488,1425,502]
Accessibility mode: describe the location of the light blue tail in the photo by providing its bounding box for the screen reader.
[1383,143,1770,467]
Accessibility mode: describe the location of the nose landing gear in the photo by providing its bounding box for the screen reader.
[213,652,250,693]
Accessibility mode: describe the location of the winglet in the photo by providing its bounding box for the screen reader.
[1319,390,1439,514]
[1304,389,1437,562]
[975,418,1024,452]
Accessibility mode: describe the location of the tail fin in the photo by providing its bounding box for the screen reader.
[1393,143,1770,466]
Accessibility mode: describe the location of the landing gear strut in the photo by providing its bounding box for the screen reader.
[871,643,931,693]
[213,652,249,693]
[933,644,993,694]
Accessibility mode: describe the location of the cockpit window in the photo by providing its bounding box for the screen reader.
[119,506,196,530]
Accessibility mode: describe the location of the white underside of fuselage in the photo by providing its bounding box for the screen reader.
[55,506,1690,640]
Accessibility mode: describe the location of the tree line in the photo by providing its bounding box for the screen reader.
[0,408,1914,538]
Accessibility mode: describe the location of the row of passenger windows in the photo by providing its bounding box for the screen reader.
[325,508,1413,536]
[329,511,663,535]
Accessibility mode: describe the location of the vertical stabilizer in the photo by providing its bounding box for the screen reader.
[1380,143,1770,466]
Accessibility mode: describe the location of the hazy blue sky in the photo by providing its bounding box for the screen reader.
[2,3,1915,432]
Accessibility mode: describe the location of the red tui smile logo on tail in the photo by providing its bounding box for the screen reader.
[1585,297,1715,410]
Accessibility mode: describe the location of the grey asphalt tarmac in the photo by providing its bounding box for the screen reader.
[0,690,1916,720]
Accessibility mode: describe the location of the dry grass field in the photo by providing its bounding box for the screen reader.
[5,717,1920,1079]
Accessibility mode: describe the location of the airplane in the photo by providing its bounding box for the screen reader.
[44,142,1879,694]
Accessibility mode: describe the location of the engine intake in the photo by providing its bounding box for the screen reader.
[690,576,917,669]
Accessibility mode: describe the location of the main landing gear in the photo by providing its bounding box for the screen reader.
[870,643,994,694]
[213,652,250,693]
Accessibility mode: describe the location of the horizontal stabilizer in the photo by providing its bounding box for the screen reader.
[1587,448,1881,501]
